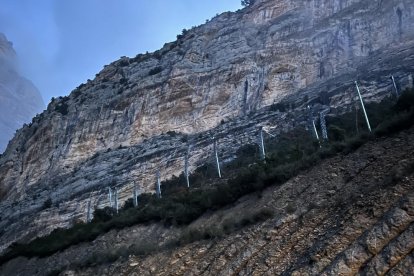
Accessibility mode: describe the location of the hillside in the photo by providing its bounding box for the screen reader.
[0,0,414,274]
[65,129,414,275]
[1,115,413,275]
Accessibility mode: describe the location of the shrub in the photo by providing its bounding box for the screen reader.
[42,198,52,209]
[179,207,273,246]
[128,241,157,256]
[46,269,63,276]
[328,125,346,141]
[395,89,414,112]
[176,29,188,40]
[82,248,124,267]
[375,110,414,136]
[72,89,82,99]
[118,59,129,67]
[269,101,288,112]
[241,0,256,7]
[285,202,297,214]
[148,66,163,76]
[92,207,116,223]
[55,102,69,116]
[122,198,135,210]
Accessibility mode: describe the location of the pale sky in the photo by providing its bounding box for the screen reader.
[0,0,242,103]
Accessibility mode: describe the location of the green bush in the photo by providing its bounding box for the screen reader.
[241,0,256,7]
[42,198,53,209]
[46,269,63,276]
[92,207,116,223]
[55,102,69,116]
[375,110,414,136]
[395,89,414,112]
[178,207,273,245]
[148,66,163,76]
[269,101,288,112]
[328,125,346,141]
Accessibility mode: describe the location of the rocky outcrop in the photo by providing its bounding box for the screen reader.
[0,0,414,256]
[0,33,44,153]
[1,122,414,276]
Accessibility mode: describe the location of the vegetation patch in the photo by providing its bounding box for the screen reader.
[148,66,163,76]
[54,97,69,115]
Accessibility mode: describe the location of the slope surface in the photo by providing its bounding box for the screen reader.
[1,125,413,275]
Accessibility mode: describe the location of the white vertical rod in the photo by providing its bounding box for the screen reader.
[87,199,92,223]
[312,120,320,141]
[114,188,119,214]
[213,137,222,178]
[320,112,329,140]
[184,148,190,188]
[108,187,113,208]
[391,75,399,97]
[260,127,266,160]
[133,184,138,207]
[355,81,372,132]
[308,105,320,141]
[156,171,162,198]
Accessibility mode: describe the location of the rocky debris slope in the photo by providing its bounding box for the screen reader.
[1,125,413,275]
[1,0,414,255]
[0,33,44,153]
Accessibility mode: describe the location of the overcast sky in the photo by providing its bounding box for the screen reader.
[0,0,242,103]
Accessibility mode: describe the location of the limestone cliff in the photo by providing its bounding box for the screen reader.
[0,33,45,153]
[0,0,414,256]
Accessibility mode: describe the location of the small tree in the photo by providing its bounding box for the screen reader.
[92,207,116,223]
[42,198,52,209]
[241,0,256,7]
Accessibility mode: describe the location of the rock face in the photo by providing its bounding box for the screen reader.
[1,124,414,275]
[0,0,414,256]
[0,33,44,153]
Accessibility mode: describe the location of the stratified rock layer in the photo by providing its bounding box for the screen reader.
[0,0,414,256]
